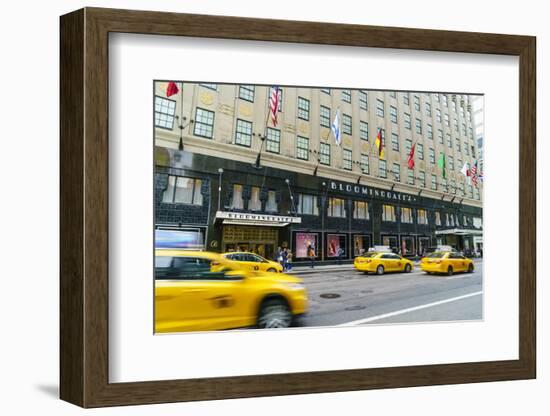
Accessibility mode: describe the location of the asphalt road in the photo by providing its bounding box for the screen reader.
[294,262,483,328]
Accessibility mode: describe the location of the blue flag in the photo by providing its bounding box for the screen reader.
[331,109,341,146]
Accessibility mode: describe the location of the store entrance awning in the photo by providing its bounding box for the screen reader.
[214,211,301,227]
[435,228,483,236]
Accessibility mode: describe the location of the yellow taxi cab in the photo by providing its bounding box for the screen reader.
[155,250,307,333]
[354,251,414,275]
[221,251,283,273]
[420,251,474,276]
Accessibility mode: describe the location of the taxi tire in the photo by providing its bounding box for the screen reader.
[404,264,412,273]
[468,264,474,273]
[267,268,277,273]
[447,266,454,276]
[376,265,385,275]
[257,298,292,329]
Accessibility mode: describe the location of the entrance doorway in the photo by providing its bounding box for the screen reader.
[222,225,278,260]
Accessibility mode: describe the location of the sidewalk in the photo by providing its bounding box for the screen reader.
[287,257,483,276]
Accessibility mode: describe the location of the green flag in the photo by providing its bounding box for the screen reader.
[437,152,446,178]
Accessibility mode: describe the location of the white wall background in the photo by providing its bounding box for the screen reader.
[0,1,545,415]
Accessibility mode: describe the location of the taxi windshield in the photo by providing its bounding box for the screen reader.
[425,252,447,258]
[361,252,379,258]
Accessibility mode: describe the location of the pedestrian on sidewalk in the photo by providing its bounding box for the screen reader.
[337,246,344,265]
[307,244,315,268]
[285,248,293,271]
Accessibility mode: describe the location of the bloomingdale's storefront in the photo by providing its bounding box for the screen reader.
[154,148,483,264]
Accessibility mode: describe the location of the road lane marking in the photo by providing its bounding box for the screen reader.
[337,291,483,326]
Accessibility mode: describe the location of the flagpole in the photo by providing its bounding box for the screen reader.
[254,86,275,169]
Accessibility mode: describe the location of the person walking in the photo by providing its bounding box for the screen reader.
[307,244,315,268]
[285,249,293,271]
[337,246,344,265]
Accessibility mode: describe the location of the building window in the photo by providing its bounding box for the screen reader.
[436,108,442,123]
[328,197,346,218]
[390,91,397,98]
[415,118,422,134]
[401,207,413,224]
[297,194,319,215]
[379,159,387,178]
[456,138,461,152]
[459,182,465,196]
[431,174,437,190]
[438,129,444,144]
[200,83,217,90]
[320,105,331,127]
[382,204,396,222]
[404,113,411,129]
[407,169,415,185]
[425,102,432,116]
[342,149,352,170]
[359,91,368,110]
[468,185,474,198]
[419,171,426,188]
[418,143,424,160]
[475,188,481,200]
[266,190,278,212]
[376,99,385,117]
[444,113,450,126]
[447,133,452,148]
[427,124,433,140]
[464,141,470,155]
[442,95,448,106]
[249,186,261,211]
[392,163,400,182]
[451,179,457,194]
[403,93,410,106]
[296,136,309,160]
[235,119,252,147]
[238,85,255,102]
[360,154,369,174]
[193,107,215,138]
[442,178,448,193]
[405,139,412,154]
[391,133,399,151]
[435,211,442,226]
[342,114,352,135]
[162,176,203,205]
[321,88,331,95]
[154,96,176,129]
[390,106,398,123]
[297,96,310,120]
[417,209,428,224]
[454,118,459,132]
[449,156,454,170]
[230,184,244,209]
[434,94,440,102]
[266,128,280,153]
[414,95,420,111]
[354,201,370,219]
[320,142,331,165]
[473,217,482,228]
[360,121,369,141]
[429,147,435,164]
[458,159,463,171]
[341,89,352,103]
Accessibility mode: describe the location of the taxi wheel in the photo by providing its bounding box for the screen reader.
[447,266,454,276]
[257,298,292,329]
[376,265,385,275]
[267,268,277,273]
[468,264,474,273]
[404,264,412,273]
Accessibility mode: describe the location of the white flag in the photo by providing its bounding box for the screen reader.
[331,109,341,146]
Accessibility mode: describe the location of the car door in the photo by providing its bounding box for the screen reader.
[392,254,405,271]
[155,256,249,332]
[381,254,396,271]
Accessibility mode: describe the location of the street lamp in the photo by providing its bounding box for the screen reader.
[174,115,193,151]
[285,179,297,215]
[217,168,224,212]
[253,134,267,169]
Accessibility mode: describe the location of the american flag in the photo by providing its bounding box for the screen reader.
[471,160,478,186]
[269,86,280,127]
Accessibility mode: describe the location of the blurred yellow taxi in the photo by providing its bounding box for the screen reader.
[155,250,307,333]
[354,252,414,275]
[420,251,474,276]
[221,252,283,273]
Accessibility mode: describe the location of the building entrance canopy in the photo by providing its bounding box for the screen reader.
[435,228,483,236]
[215,211,301,227]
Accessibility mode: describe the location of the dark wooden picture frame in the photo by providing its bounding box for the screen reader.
[60,7,536,408]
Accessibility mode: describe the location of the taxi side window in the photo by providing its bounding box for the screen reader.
[156,257,229,280]
[247,254,262,262]
[381,254,392,259]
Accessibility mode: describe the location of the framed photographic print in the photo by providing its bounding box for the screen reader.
[60,7,536,408]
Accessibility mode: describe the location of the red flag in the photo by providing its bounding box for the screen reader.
[407,142,416,169]
[166,81,179,97]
